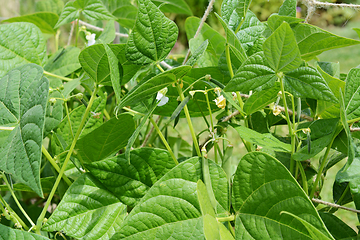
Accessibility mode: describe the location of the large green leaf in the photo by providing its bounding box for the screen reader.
[221,0,252,32]
[243,83,280,115]
[185,17,226,67]
[44,47,81,79]
[153,0,192,15]
[116,65,191,110]
[284,66,338,102]
[344,68,360,120]
[42,173,127,240]
[233,152,333,239]
[86,148,177,208]
[0,224,50,240]
[55,0,114,28]
[3,12,59,34]
[264,22,301,73]
[0,64,49,197]
[230,124,291,152]
[109,157,228,239]
[293,23,360,61]
[125,0,178,65]
[224,51,276,92]
[278,0,297,17]
[76,114,134,163]
[104,0,137,29]
[0,22,47,78]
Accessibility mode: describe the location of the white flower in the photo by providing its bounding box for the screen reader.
[156,87,169,106]
[85,33,96,46]
[214,95,226,109]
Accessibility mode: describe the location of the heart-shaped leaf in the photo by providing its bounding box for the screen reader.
[42,173,127,240]
[125,0,178,65]
[233,152,333,239]
[264,21,301,73]
[0,64,49,197]
[0,22,47,78]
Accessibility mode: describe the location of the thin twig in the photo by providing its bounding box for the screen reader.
[67,21,75,46]
[312,198,360,214]
[182,0,216,64]
[350,127,360,132]
[78,20,129,38]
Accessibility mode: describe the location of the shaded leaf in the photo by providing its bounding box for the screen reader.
[0,224,50,240]
[344,68,360,120]
[186,40,209,66]
[0,64,48,197]
[153,0,192,15]
[319,212,357,240]
[125,0,178,65]
[243,83,280,115]
[44,47,81,79]
[221,0,252,32]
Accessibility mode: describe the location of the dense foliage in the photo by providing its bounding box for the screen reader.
[1,0,360,239]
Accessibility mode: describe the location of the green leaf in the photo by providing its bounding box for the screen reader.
[319,212,357,240]
[110,157,227,239]
[243,83,280,115]
[0,224,50,240]
[0,176,56,194]
[125,0,178,65]
[36,0,64,15]
[3,12,59,34]
[236,11,265,52]
[0,64,49,197]
[44,47,81,78]
[224,51,276,92]
[317,61,340,78]
[42,173,127,240]
[344,68,360,120]
[97,20,116,44]
[55,0,114,28]
[293,23,360,61]
[197,180,216,217]
[76,113,135,163]
[267,14,303,32]
[186,40,209,66]
[185,17,226,66]
[230,124,291,152]
[44,78,63,136]
[284,66,338,102]
[278,0,297,17]
[105,0,137,29]
[233,152,333,239]
[221,0,252,32]
[87,148,176,207]
[103,43,121,103]
[264,22,301,73]
[0,22,47,78]
[353,28,360,39]
[117,66,191,110]
[153,0,192,15]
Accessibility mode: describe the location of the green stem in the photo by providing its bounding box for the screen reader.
[202,151,217,211]
[75,19,79,47]
[225,44,234,78]
[149,117,178,165]
[297,162,308,195]
[204,90,214,133]
[156,63,165,72]
[336,184,350,205]
[55,30,60,52]
[279,73,295,175]
[103,108,111,120]
[123,107,145,116]
[176,83,201,156]
[217,215,236,222]
[43,71,73,82]
[64,101,74,139]
[0,126,15,131]
[36,86,98,233]
[41,146,72,186]
[309,136,336,199]
[0,193,28,230]
[1,174,35,227]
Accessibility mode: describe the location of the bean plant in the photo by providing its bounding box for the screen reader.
[0,0,360,239]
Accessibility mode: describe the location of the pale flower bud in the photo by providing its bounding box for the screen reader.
[214,95,226,109]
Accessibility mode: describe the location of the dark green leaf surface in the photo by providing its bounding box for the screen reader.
[293,23,360,61]
[125,0,178,65]
[3,12,59,34]
[55,0,114,28]
[0,64,49,197]
[236,11,265,52]
[186,40,209,66]
[344,68,360,120]
[319,212,357,240]
[264,22,301,73]
[233,152,333,239]
[231,124,291,152]
[224,51,276,92]
[0,22,47,78]
[110,157,227,239]
[284,66,338,102]
[42,173,127,240]
[87,148,176,207]
[0,224,50,240]
[44,78,63,136]
[221,0,252,32]
[76,114,135,163]
[103,43,121,103]
[117,66,191,110]
[243,83,280,115]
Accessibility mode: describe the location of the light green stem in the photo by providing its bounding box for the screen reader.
[0,126,15,131]
[36,86,98,233]
[149,118,178,165]
[204,91,218,163]
[64,101,74,139]
[297,162,308,195]
[1,174,35,227]
[225,44,234,78]
[43,71,73,82]
[41,146,72,186]
[0,194,28,230]
[217,215,236,222]
[176,83,201,156]
[75,18,79,47]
